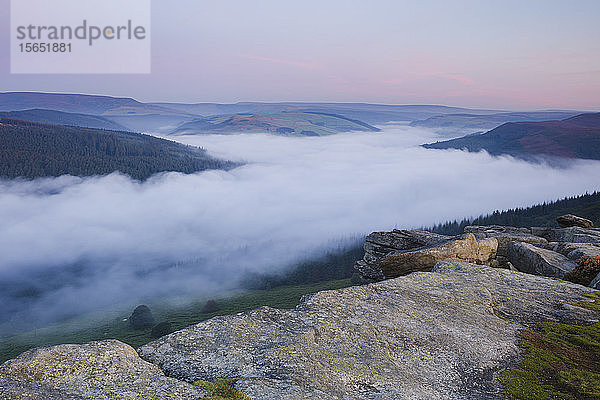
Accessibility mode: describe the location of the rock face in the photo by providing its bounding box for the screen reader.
[355,230,497,280]
[355,229,451,280]
[507,242,578,278]
[357,217,600,289]
[138,262,598,400]
[552,242,600,260]
[464,225,547,257]
[531,226,600,244]
[379,233,497,277]
[0,340,207,400]
[556,214,594,228]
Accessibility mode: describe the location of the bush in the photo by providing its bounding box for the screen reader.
[128,305,155,330]
[151,321,173,338]
[350,273,365,285]
[201,300,221,314]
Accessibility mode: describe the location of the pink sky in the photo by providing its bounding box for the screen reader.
[1,0,599,110]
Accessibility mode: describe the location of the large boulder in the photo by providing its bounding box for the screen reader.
[354,229,497,280]
[138,263,598,400]
[464,225,547,257]
[378,233,497,277]
[531,226,600,244]
[355,229,452,280]
[552,242,600,260]
[507,241,577,278]
[556,214,594,229]
[0,340,207,399]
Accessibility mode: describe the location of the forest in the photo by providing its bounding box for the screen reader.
[429,191,600,235]
[0,119,236,180]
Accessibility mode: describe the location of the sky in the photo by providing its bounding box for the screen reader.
[2,126,600,333]
[1,0,599,109]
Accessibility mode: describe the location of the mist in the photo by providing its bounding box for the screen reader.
[2,124,600,335]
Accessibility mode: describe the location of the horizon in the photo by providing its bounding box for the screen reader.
[1,90,598,113]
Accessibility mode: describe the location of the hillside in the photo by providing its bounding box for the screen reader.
[154,102,502,124]
[0,109,126,130]
[1,92,507,125]
[0,92,183,116]
[422,112,600,160]
[410,111,580,136]
[171,111,381,136]
[0,119,236,180]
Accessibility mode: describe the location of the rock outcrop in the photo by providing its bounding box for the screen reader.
[551,242,600,260]
[531,226,600,243]
[464,225,547,257]
[0,340,207,399]
[378,233,497,277]
[137,263,598,400]
[2,214,599,400]
[507,241,577,278]
[357,215,599,289]
[556,214,594,228]
[355,230,497,280]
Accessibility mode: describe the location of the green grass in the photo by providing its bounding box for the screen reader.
[0,279,353,364]
[193,378,251,399]
[501,292,600,400]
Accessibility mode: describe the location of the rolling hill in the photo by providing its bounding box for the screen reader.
[0,92,184,116]
[411,111,581,137]
[0,119,236,180]
[0,109,126,130]
[171,111,381,136]
[422,113,600,160]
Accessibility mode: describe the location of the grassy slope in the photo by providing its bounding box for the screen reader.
[501,293,600,400]
[423,113,600,160]
[0,279,353,364]
[172,112,380,136]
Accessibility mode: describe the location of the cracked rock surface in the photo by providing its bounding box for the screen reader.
[0,340,207,400]
[138,262,598,400]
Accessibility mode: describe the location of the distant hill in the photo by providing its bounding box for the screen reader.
[411,111,580,137]
[0,92,185,116]
[153,102,503,125]
[0,119,236,180]
[0,109,127,130]
[171,112,381,136]
[422,113,600,160]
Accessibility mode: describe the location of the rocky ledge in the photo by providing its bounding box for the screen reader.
[1,215,599,400]
[1,261,598,400]
[356,215,600,289]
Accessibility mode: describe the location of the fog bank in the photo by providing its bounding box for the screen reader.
[1,124,600,334]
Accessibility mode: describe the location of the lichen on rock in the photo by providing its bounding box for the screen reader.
[138,262,598,400]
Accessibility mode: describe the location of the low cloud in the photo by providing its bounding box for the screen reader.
[1,124,600,334]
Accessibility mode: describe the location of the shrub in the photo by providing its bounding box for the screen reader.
[350,273,365,285]
[128,305,155,330]
[201,300,221,314]
[193,378,251,400]
[151,321,173,338]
